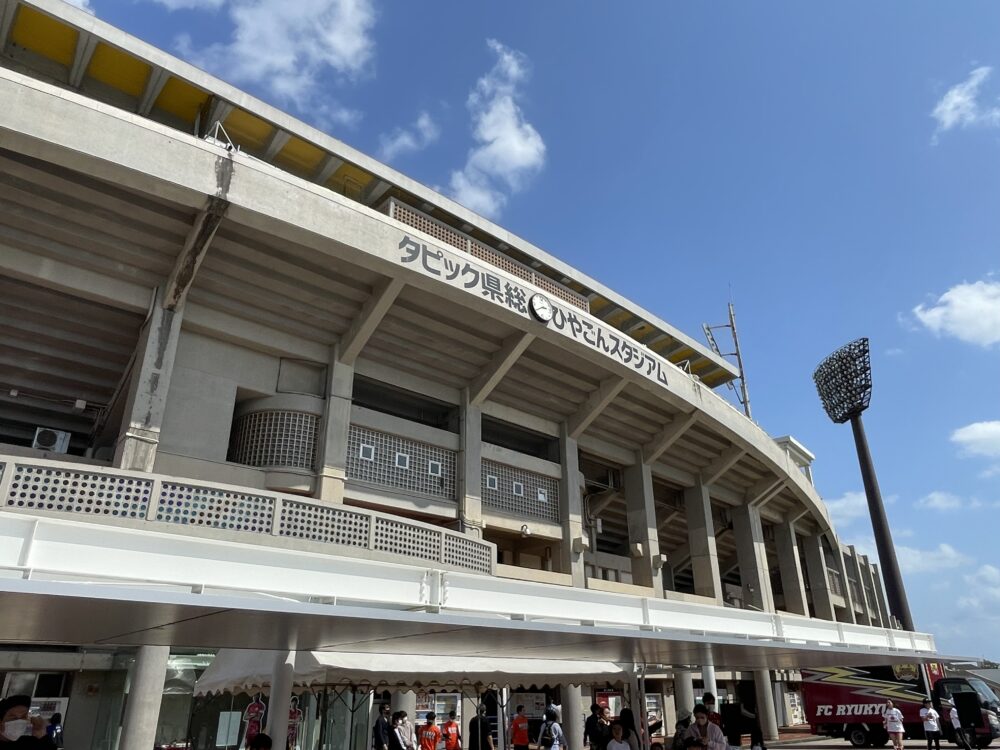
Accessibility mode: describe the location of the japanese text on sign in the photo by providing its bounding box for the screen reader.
[399,235,668,386]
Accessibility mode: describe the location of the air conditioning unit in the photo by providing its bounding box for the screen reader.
[32,427,71,454]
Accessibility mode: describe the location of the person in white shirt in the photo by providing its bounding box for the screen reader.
[607,723,632,750]
[920,698,941,750]
[683,705,728,750]
[947,701,974,750]
[883,699,905,750]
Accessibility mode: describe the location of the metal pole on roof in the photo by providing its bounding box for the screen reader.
[813,338,915,632]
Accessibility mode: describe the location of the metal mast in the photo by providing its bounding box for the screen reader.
[703,302,752,419]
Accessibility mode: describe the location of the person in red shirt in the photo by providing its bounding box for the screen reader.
[701,695,722,728]
[442,711,462,750]
[420,713,443,750]
[509,705,530,750]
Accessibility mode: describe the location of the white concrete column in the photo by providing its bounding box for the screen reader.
[753,670,779,743]
[394,690,417,720]
[868,561,891,627]
[683,482,723,602]
[563,685,584,750]
[119,645,169,750]
[623,455,663,595]
[458,389,484,537]
[462,696,480,750]
[848,546,874,625]
[773,522,808,616]
[265,651,296,740]
[830,539,857,624]
[802,535,836,621]
[732,504,774,612]
[114,290,184,472]
[701,666,717,699]
[316,348,354,504]
[559,423,587,587]
[673,671,694,716]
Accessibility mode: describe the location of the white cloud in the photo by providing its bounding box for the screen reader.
[448,39,546,218]
[171,0,375,125]
[378,111,440,162]
[931,66,1000,141]
[825,490,869,529]
[897,543,972,574]
[63,0,95,13]
[885,347,904,356]
[957,564,1000,614]
[952,421,1000,458]
[913,280,1000,347]
[149,0,225,8]
[916,490,964,510]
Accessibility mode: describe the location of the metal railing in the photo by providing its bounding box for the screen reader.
[382,198,590,312]
[0,454,494,575]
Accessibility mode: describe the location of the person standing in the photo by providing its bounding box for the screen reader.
[618,708,643,750]
[389,713,408,750]
[0,696,54,748]
[671,710,692,750]
[442,711,462,750]
[469,705,495,750]
[607,723,631,750]
[374,703,393,750]
[509,705,530,750]
[682,706,727,750]
[537,707,565,750]
[700,696,722,729]
[585,705,602,750]
[948,701,974,750]
[420,713,442,750]
[921,698,942,750]
[883,700,905,750]
[399,712,417,750]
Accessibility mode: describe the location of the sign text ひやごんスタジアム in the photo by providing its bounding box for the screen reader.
[398,235,668,386]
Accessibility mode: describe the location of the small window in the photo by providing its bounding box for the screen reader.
[537,488,547,503]
[486,475,498,491]
[512,481,524,497]
[359,444,375,461]
[428,460,442,477]
[395,452,410,470]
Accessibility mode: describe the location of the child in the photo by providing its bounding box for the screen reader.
[920,698,941,750]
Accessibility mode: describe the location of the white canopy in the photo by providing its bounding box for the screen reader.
[195,649,630,696]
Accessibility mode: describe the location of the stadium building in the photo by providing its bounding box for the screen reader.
[0,1,934,748]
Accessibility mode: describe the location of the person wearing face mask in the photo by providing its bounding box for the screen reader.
[0,696,53,748]
[682,706,726,750]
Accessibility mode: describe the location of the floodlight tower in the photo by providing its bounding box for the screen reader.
[813,338,915,632]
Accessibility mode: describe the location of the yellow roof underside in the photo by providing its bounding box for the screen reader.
[11,5,76,67]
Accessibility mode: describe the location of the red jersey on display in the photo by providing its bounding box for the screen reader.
[420,724,442,750]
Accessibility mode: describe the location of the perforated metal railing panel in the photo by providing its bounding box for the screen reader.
[444,533,493,574]
[158,482,274,533]
[373,515,440,561]
[391,201,467,251]
[5,463,152,518]
[346,425,457,500]
[481,459,560,522]
[279,499,370,547]
[229,410,318,470]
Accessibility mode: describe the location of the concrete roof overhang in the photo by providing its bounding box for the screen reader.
[0,578,937,671]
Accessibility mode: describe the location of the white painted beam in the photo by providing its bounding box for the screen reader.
[701,445,746,485]
[162,196,229,312]
[567,376,626,439]
[361,178,391,207]
[468,332,534,406]
[137,67,170,116]
[68,31,98,89]
[314,154,344,184]
[200,97,233,138]
[261,129,291,161]
[642,411,698,464]
[338,276,405,365]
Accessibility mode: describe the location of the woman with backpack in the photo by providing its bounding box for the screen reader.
[538,708,565,750]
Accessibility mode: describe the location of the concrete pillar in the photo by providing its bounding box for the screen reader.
[701,666,717,699]
[563,685,584,750]
[753,670,779,743]
[461,696,480,750]
[732,504,774,612]
[316,348,354,503]
[773,522,808,616]
[848,546,874,625]
[559,423,587,587]
[458,389,484,537]
[119,645,168,750]
[114,290,184,472]
[683,482,723,602]
[802,535,836,621]
[623,455,664,595]
[830,539,857,624]
[869,561,891,627]
[394,690,417,719]
[265,651,296,740]
[673,671,694,715]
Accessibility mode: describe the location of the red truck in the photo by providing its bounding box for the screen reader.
[803,665,1000,748]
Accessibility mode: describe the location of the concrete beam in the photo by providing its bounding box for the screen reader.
[701,444,746,485]
[746,476,786,509]
[137,66,169,116]
[261,129,291,161]
[69,31,99,89]
[338,276,405,365]
[642,411,698,464]
[588,488,621,518]
[683,481,723,601]
[162,196,229,312]
[656,508,682,532]
[314,154,344,185]
[567,376,626,439]
[732,502,774,612]
[559,423,587,587]
[774,521,809,616]
[802,534,836,621]
[624,454,663,595]
[199,97,233,138]
[468,332,534,406]
[362,178,391,207]
[0,1,17,51]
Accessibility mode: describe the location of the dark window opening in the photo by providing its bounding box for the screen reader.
[351,377,458,432]
[481,416,559,461]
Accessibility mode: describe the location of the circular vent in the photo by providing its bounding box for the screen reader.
[35,429,60,449]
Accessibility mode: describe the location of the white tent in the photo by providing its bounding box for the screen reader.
[196,649,631,696]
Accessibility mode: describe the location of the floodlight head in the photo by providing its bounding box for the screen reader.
[813,337,872,424]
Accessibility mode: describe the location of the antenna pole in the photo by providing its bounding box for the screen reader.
[728,303,751,419]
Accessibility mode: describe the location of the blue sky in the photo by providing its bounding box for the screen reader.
[76,0,1000,658]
